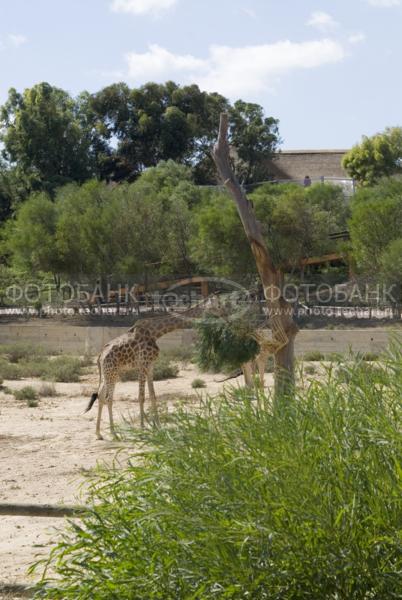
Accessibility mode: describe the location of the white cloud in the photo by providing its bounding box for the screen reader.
[367,0,400,5]
[111,0,177,15]
[348,32,366,44]
[307,11,338,32]
[124,39,346,98]
[8,34,27,47]
[126,44,205,80]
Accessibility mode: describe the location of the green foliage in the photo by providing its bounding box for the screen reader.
[0,351,85,382]
[304,364,317,375]
[153,357,180,381]
[303,350,326,361]
[5,162,197,281]
[191,378,206,389]
[196,314,260,372]
[0,162,33,223]
[349,178,402,276]
[190,190,254,278]
[0,358,22,380]
[0,80,277,187]
[380,238,402,300]
[13,385,39,405]
[33,351,402,599]
[0,83,94,192]
[4,192,60,275]
[41,356,84,383]
[191,182,349,277]
[343,127,402,186]
[0,342,47,363]
[229,100,279,183]
[0,343,86,382]
[160,347,195,363]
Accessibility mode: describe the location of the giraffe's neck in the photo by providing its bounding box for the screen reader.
[132,302,215,340]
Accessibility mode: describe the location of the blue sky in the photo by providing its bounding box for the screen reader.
[1,0,401,149]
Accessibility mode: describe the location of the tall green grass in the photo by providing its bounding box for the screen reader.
[33,350,402,599]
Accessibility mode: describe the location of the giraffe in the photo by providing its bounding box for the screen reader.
[218,320,289,389]
[85,298,220,439]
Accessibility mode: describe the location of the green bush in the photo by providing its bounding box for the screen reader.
[361,351,380,361]
[121,357,179,382]
[13,386,39,406]
[0,343,47,363]
[32,350,402,599]
[0,358,23,380]
[161,347,195,363]
[303,350,326,361]
[153,357,179,381]
[41,356,84,383]
[191,378,206,389]
[304,364,317,375]
[0,353,86,383]
[196,314,260,372]
[18,359,49,378]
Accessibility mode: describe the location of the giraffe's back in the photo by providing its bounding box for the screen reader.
[100,332,159,381]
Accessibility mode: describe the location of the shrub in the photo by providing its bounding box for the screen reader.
[0,358,22,380]
[39,383,58,397]
[304,364,317,375]
[121,357,179,382]
[196,314,259,372]
[361,351,380,361]
[161,347,195,363]
[191,378,206,389]
[303,350,325,361]
[0,343,47,363]
[154,357,179,381]
[42,357,84,383]
[32,350,402,599]
[12,355,85,382]
[18,359,49,378]
[13,386,39,407]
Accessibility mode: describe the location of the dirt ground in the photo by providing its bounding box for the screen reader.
[0,363,266,594]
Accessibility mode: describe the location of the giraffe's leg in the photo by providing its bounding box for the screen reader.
[257,352,267,389]
[243,362,254,388]
[96,382,106,440]
[147,366,159,426]
[138,374,146,428]
[106,383,116,438]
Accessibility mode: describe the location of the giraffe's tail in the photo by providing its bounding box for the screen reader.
[85,393,98,413]
[214,369,243,383]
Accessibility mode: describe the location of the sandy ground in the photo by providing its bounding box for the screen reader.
[0,363,262,594]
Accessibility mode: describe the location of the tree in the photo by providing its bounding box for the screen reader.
[348,178,402,273]
[5,192,60,277]
[212,113,299,399]
[379,238,402,303]
[343,127,402,186]
[0,83,94,193]
[190,191,254,279]
[4,162,197,287]
[191,183,349,278]
[77,82,279,185]
[0,162,33,224]
[229,100,280,183]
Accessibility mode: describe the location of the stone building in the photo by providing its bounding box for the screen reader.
[266,149,349,183]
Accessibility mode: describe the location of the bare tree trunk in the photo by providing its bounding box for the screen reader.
[212,113,299,399]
